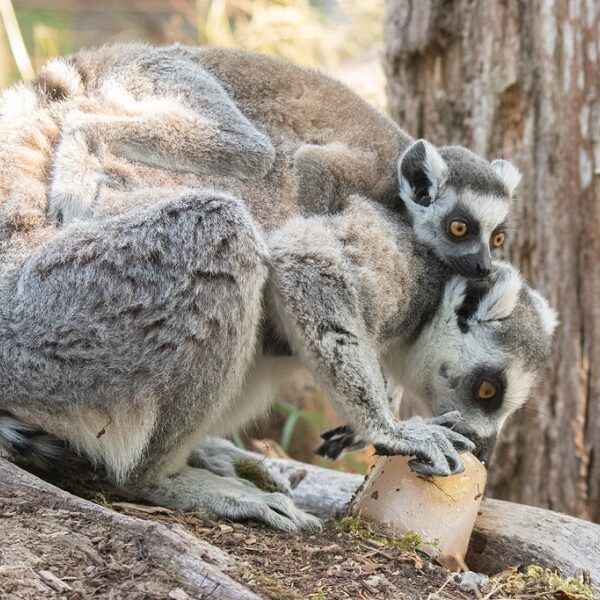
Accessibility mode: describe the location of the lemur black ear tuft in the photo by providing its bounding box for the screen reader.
[398,140,448,207]
[491,159,522,197]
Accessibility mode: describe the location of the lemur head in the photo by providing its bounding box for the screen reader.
[403,262,557,465]
[398,140,521,278]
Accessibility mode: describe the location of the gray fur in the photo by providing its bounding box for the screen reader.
[441,146,510,197]
[267,198,555,472]
[36,43,519,280]
[0,45,556,531]
[0,188,556,527]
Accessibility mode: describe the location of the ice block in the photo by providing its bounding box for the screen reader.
[349,453,487,570]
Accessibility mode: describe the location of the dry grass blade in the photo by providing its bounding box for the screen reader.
[0,0,34,80]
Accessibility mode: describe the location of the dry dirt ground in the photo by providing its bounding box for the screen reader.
[2,471,597,600]
[110,503,462,600]
[0,497,188,598]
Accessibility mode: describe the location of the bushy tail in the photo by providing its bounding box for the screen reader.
[0,410,64,470]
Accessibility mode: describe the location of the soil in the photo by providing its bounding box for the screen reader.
[109,501,467,600]
[3,471,597,600]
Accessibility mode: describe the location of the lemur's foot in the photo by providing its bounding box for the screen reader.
[373,411,475,477]
[207,475,322,533]
[138,466,322,534]
[189,437,293,495]
[49,127,105,224]
[315,425,366,460]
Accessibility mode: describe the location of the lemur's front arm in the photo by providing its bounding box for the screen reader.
[268,224,473,477]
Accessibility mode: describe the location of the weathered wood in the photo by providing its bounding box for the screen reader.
[271,456,600,588]
[467,499,600,581]
[384,0,600,522]
[0,458,263,599]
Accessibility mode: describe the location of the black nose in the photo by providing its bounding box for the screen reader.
[472,434,497,466]
[453,428,497,467]
[476,262,490,277]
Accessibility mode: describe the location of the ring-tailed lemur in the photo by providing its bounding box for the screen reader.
[36,44,520,277]
[0,178,555,531]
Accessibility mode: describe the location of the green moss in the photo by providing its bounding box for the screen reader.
[239,567,302,600]
[336,515,422,552]
[492,565,598,599]
[234,459,279,493]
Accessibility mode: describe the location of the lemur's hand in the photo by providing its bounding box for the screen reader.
[373,411,475,477]
[315,425,366,460]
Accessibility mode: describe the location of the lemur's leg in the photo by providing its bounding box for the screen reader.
[3,187,320,531]
[268,233,474,477]
[50,75,274,224]
[293,143,378,214]
[188,437,293,495]
[131,466,321,533]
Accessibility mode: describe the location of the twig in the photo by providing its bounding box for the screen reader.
[426,573,455,599]
[0,0,34,80]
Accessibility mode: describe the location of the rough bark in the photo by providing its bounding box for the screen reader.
[384,0,600,521]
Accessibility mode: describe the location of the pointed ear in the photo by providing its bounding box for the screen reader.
[491,159,522,197]
[398,139,447,207]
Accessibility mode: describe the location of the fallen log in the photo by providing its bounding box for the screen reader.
[0,458,262,599]
[269,456,600,589]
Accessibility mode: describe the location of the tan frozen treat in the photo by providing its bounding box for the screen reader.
[350,453,487,570]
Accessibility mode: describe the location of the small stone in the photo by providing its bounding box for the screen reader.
[459,571,489,592]
[244,536,257,545]
[168,588,189,600]
[364,575,382,588]
[218,524,234,533]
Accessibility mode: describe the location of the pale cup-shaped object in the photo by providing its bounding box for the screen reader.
[350,453,487,569]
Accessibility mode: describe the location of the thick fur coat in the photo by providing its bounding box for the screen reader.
[0,46,556,532]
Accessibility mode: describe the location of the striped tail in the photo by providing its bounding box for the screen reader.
[0,410,63,470]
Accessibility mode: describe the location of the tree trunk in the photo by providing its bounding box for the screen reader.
[384,0,600,522]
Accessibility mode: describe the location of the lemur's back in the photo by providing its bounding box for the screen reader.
[59,44,409,221]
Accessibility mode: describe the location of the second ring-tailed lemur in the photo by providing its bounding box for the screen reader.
[38,44,520,277]
[0,49,555,532]
[0,176,555,531]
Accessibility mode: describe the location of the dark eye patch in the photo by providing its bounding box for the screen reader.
[443,207,480,243]
[469,368,506,413]
[491,221,507,236]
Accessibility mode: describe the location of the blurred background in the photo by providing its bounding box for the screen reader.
[1,0,598,524]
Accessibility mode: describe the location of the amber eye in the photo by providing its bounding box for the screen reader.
[449,220,468,238]
[476,380,497,400]
[491,232,506,248]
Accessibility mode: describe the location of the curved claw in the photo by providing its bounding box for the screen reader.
[320,424,353,441]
